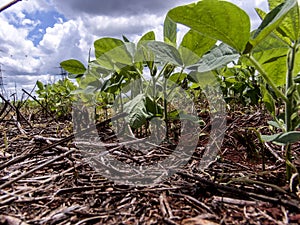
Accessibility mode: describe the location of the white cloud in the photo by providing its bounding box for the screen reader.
[0,14,39,72]
[0,0,271,99]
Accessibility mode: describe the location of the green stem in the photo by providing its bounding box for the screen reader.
[162,64,175,140]
[247,55,288,103]
[285,42,298,179]
[285,43,297,132]
[163,78,168,138]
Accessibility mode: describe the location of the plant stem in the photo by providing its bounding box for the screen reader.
[247,55,288,103]
[163,77,169,139]
[285,41,298,179]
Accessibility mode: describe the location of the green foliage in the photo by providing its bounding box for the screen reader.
[163,16,177,46]
[60,59,86,76]
[190,43,239,72]
[179,29,216,66]
[167,0,250,52]
[250,0,297,49]
[216,64,261,106]
[168,0,300,180]
[61,24,211,137]
[123,94,163,129]
[35,79,77,119]
[59,0,300,183]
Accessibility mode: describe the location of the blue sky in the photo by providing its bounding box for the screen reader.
[0,0,267,97]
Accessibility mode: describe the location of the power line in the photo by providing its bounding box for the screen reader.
[0,0,23,13]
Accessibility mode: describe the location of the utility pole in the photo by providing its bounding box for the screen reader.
[0,64,7,98]
[0,0,22,13]
[57,66,67,80]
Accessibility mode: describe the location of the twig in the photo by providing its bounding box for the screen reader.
[172,192,214,214]
[159,192,174,218]
[178,171,300,211]
[212,196,257,206]
[228,177,287,194]
[22,88,58,122]
[54,186,192,196]
[75,137,146,148]
[0,101,8,119]
[0,149,75,189]
[0,93,32,128]
[264,142,284,162]
[0,113,127,171]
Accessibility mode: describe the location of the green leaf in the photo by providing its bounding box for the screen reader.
[255,7,291,45]
[251,0,297,48]
[168,0,250,52]
[96,43,133,68]
[268,0,285,10]
[179,29,216,66]
[123,94,152,129]
[249,33,289,85]
[147,41,183,66]
[294,47,300,75]
[94,37,124,58]
[261,84,276,117]
[136,32,156,67]
[261,133,282,142]
[145,96,163,116]
[36,80,44,90]
[137,31,156,48]
[264,131,300,144]
[60,59,86,75]
[268,0,300,40]
[188,71,217,89]
[164,16,177,46]
[188,43,239,72]
[169,72,187,84]
[268,120,284,129]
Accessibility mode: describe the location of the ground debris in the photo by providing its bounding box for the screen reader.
[0,108,299,224]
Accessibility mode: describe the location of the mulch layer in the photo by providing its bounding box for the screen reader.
[0,104,300,225]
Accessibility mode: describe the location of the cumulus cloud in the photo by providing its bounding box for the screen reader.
[52,0,195,18]
[0,0,270,99]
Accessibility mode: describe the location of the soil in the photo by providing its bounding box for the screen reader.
[0,103,300,225]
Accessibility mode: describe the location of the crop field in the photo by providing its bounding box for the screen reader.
[1,0,300,224]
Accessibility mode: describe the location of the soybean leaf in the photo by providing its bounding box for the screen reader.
[188,43,239,72]
[268,120,285,129]
[255,7,291,45]
[145,96,163,116]
[140,31,156,42]
[123,94,152,129]
[188,71,217,89]
[294,48,300,75]
[250,33,289,85]
[268,0,300,40]
[167,0,250,52]
[179,29,216,66]
[136,32,156,68]
[97,44,133,67]
[36,80,44,90]
[164,16,177,46]
[251,0,297,48]
[261,133,282,142]
[94,37,124,58]
[60,59,86,75]
[169,72,187,84]
[147,41,183,66]
[265,131,300,144]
